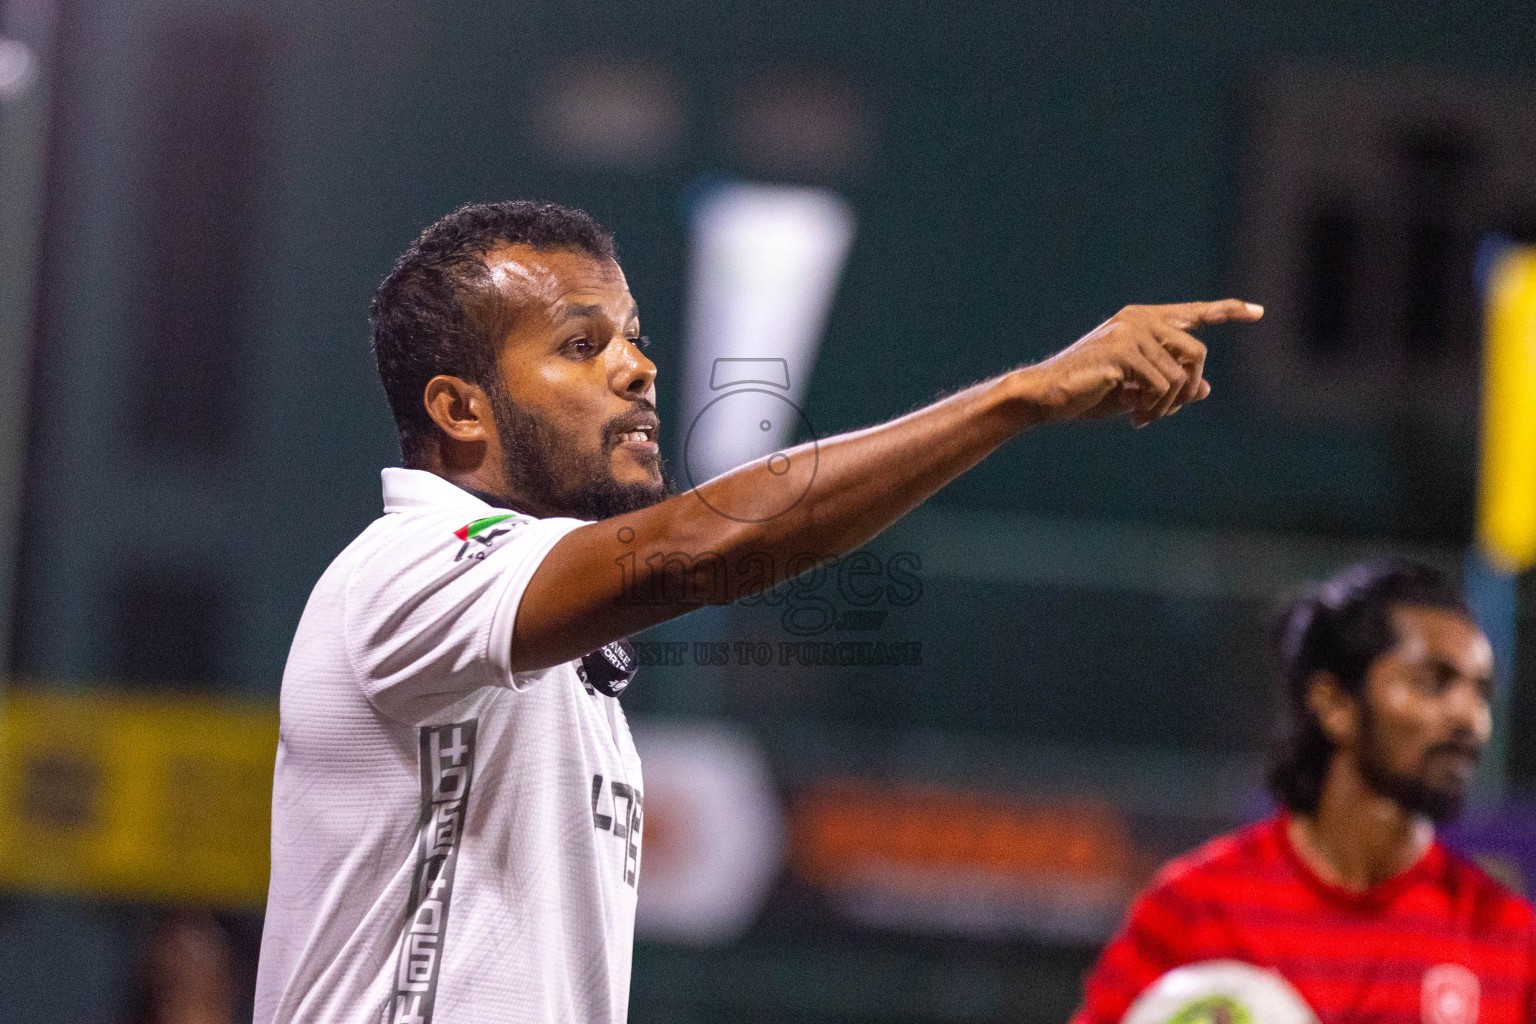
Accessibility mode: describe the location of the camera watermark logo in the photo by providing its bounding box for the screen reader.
[617,357,922,664]
[682,358,819,523]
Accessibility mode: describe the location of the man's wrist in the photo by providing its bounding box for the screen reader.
[995,365,1049,431]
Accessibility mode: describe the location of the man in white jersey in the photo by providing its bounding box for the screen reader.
[254,200,1263,1024]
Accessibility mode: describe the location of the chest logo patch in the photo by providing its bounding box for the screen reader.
[1422,964,1479,1024]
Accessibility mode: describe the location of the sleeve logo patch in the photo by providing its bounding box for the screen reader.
[453,514,516,541]
[577,638,638,697]
[452,514,518,562]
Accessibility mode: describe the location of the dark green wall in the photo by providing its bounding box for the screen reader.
[22,0,1536,693]
[6,2,1535,1022]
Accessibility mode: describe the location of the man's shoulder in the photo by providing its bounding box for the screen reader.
[1436,842,1536,933]
[1085,819,1291,990]
[1139,816,1287,907]
[295,507,492,628]
[331,504,542,578]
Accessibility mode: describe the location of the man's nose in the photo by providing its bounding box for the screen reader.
[1450,679,1494,743]
[614,338,657,398]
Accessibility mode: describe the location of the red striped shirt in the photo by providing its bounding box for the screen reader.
[1072,814,1536,1024]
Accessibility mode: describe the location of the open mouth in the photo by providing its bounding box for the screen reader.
[609,413,660,453]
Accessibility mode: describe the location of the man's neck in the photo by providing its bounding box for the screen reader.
[454,479,525,512]
[1286,758,1434,893]
[414,453,546,518]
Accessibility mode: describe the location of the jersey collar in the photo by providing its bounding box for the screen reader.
[1275,810,1444,910]
[381,467,495,514]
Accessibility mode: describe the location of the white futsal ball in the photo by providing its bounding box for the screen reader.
[1120,960,1320,1024]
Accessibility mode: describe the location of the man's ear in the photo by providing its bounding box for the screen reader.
[1305,670,1359,748]
[423,375,494,444]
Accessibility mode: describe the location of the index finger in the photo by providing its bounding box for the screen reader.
[1161,299,1264,330]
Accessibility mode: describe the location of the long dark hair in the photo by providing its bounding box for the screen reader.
[1266,557,1470,814]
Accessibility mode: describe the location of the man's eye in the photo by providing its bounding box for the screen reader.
[630,334,651,349]
[566,338,594,357]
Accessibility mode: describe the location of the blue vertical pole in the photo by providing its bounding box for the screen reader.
[1465,548,1518,801]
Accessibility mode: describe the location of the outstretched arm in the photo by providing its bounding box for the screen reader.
[513,300,1261,670]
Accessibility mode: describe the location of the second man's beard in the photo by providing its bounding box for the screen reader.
[1355,705,1478,824]
[489,389,674,521]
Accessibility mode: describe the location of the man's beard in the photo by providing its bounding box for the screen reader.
[489,390,674,520]
[1356,703,1480,823]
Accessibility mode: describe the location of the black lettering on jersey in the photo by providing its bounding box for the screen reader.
[610,782,633,840]
[590,773,643,888]
[590,773,612,830]
[390,720,477,1024]
[453,528,510,562]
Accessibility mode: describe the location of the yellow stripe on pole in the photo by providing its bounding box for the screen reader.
[1479,245,1536,573]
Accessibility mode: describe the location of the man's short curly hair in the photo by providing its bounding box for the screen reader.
[370,201,617,466]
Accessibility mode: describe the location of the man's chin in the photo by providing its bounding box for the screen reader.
[608,452,668,490]
[1394,778,1468,824]
[611,448,664,478]
[550,466,673,521]
[1361,756,1470,824]
[1418,788,1467,824]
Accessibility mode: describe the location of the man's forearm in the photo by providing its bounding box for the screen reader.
[668,371,1031,575]
[513,299,1258,670]
[516,370,1032,669]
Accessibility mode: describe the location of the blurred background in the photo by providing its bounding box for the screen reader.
[3,0,1536,1021]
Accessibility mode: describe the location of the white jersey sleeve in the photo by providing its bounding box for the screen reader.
[343,505,586,722]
